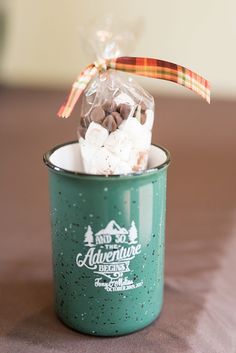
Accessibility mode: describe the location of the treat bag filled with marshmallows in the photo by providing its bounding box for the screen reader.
[78,70,154,175]
[75,25,154,175]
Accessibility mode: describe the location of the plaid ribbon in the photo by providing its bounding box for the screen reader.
[58,56,210,118]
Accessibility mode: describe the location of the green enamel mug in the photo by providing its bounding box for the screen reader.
[43,141,170,336]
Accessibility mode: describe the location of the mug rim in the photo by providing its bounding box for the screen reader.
[43,140,171,179]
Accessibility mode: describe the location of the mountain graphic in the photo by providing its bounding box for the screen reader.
[95,220,128,236]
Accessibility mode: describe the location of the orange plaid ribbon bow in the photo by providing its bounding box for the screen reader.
[58,56,210,118]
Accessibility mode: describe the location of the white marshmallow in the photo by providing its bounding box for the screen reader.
[129,150,149,172]
[119,117,151,150]
[137,150,149,170]
[104,130,132,162]
[79,137,97,173]
[144,109,154,130]
[91,147,119,174]
[129,148,139,167]
[81,113,153,174]
[139,129,152,150]
[85,122,109,147]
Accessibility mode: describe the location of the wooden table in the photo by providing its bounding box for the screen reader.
[1,87,236,353]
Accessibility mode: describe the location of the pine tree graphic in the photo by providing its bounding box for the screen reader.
[128,221,138,244]
[84,225,94,247]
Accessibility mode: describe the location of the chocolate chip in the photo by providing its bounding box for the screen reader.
[102,115,117,132]
[118,103,131,119]
[112,112,123,126]
[90,106,105,123]
[102,101,117,115]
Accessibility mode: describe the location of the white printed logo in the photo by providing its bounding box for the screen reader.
[75,220,143,292]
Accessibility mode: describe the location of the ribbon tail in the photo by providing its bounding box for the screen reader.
[109,57,210,104]
[57,87,84,118]
[176,64,210,103]
[57,64,97,118]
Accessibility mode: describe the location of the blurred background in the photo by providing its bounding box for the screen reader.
[0,0,235,98]
[1,2,236,352]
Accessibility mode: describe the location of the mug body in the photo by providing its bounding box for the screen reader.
[44,141,170,336]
